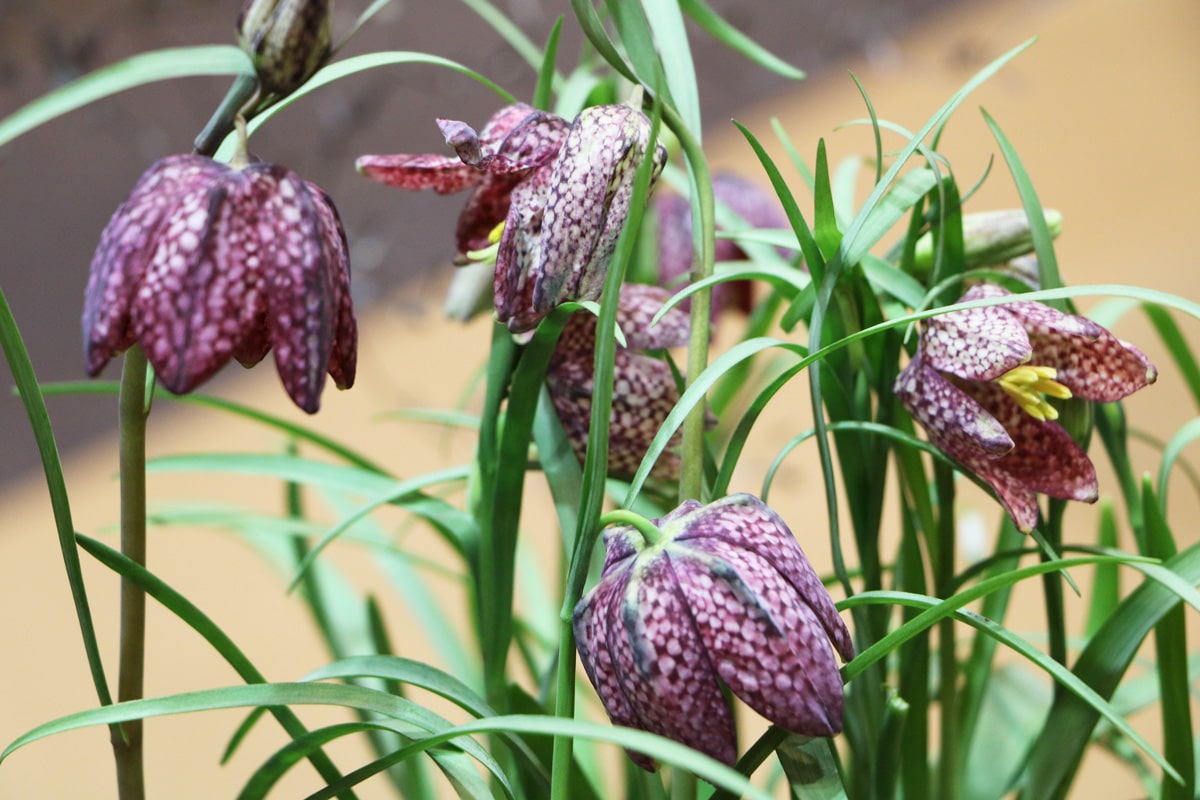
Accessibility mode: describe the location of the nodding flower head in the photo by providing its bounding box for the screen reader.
[894,283,1156,531]
[357,98,667,333]
[83,150,356,413]
[574,494,854,770]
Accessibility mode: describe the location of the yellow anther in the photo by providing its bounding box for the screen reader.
[995,364,1072,422]
[488,220,506,244]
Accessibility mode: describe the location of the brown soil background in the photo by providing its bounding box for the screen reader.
[2,0,1198,797]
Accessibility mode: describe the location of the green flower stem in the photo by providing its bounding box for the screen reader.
[1042,499,1068,666]
[933,462,958,800]
[597,509,665,546]
[193,73,259,157]
[663,107,714,505]
[112,344,149,800]
[671,768,697,800]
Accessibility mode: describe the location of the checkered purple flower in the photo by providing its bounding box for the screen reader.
[547,284,690,481]
[83,152,356,413]
[894,283,1156,531]
[358,100,667,332]
[574,494,854,770]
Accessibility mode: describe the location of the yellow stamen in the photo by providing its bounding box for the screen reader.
[995,364,1072,421]
[465,222,506,264]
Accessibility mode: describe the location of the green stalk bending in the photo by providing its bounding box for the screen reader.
[112,344,149,800]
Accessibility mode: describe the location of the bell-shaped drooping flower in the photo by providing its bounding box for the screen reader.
[357,103,570,263]
[236,0,332,95]
[83,132,356,413]
[655,173,789,316]
[894,283,1156,531]
[574,494,854,770]
[546,284,691,481]
[358,98,667,333]
[498,100,669,332]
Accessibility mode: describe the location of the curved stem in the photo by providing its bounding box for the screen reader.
[111,344,149,800]
[598,509,665,546]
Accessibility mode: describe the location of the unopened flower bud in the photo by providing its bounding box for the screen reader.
[912,209,1063,274]
[236,0,332,96]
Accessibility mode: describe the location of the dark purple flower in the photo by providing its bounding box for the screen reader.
[894,283,1156,531]
[574,494,854,770]
[547,284,690,481]
[83,153,356,413]
[655,173,789,316]
[358,100,667,332]
[357,103,569,263]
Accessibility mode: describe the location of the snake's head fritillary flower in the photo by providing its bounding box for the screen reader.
[894,283,1156,531]
[236,0,332,95]
[656,173,789,316]
[498,101,669,332]
[356,103,570,263]
[573,494,854,770]
[83,148,356,413]
[546,284,691,481]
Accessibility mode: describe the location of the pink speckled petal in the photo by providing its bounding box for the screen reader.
[531,104,667,314]
[966,382,1098,504]
[441,110,567,175]
[254,168,338,413]
[355,153,480,194]
[494,167,551,331]
[676,495,854,663]
[306,180,357,391]
[572,561,656,769]
[546,348,682,480]
[895,354,1014,459]
[454,173,524,257]
[132,166,268,395]
[477,103,538,145]
[670,540,844,736]
[614,284,690,351]
[1030,325,1157,402]
[619,553,738,768]
[83,155,227,375]
[922,285,1032,381]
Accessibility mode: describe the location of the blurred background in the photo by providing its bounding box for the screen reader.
[2,0,1198,797]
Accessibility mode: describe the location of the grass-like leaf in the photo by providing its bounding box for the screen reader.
[980,108,1063,298]
[0,291,112,710]
[679,0,805,80]
[1019,541,1200,797]
[0,46,253,150]
[642,0,702,138]
[75,534,356,797]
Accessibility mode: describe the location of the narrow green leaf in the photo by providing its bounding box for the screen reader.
[1019,542,1200,797]
[1144,303,1200,410]
[1157,417,1200,514]
[568,0,639,83]
[980,107,1063,299]
[0,288,112,709]
[641,0,702,139]
[813,139,842,259]
[842,167,939,269]
[533,17,565,111]
[732,120,826,287]
[1144,480,1194,800]
[75,534,356,796]
[848,71,882,185]
[38,380,387,473]
[0,46,253,149]
[679,0,804,79]
[842,583,1179,783]
[1085,504,1122,638]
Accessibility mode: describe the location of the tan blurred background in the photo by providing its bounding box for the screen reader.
[2,0,1198,797]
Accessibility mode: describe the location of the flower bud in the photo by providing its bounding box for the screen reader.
[911,208,1063,274]
[573,494,854,770]
[236,0,332,96]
